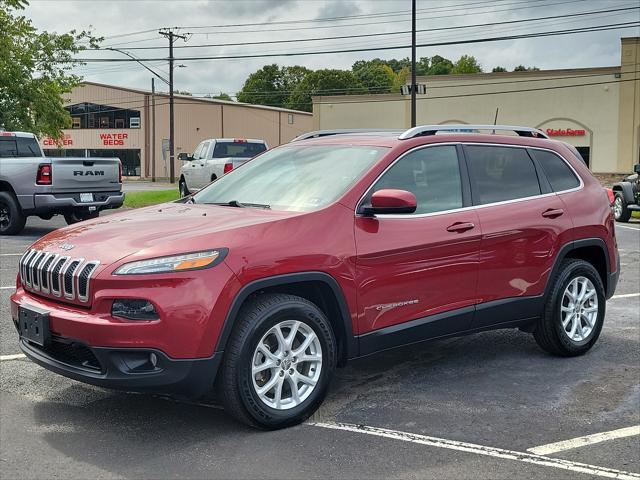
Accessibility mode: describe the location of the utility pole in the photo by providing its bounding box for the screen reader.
[159,28,188,184]
[411,0,417,127]
[151,78,156,183]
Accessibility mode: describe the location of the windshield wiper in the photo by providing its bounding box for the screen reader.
[207,200,270,209]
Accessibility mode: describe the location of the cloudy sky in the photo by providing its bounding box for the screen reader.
[24,0,640,98]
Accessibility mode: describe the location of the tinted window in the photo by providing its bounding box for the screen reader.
[369,145,463,214]
[530,149,580,191]
[192,142,205,159]
[466,146,541,205]
[0,136,41,158]
[212,142,267,159]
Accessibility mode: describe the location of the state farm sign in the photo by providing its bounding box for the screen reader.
[42,134,73,146]
[546,128,586,137]
[100,132,128,146]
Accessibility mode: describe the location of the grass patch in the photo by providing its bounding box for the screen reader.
[124,189,180,208]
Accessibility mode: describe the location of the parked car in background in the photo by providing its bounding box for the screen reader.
[612,163,640,222]
[12,125,618,429]
[0,131,124,235]
[178,138,267,196]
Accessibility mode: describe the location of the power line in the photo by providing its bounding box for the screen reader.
[100,6,637,51]
[70,22,640,63]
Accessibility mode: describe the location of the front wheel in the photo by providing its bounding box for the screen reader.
[613,192,631,222]
[179,180,190,198]
[534,259,605,356]
[220,293,336,429]
[64,210,99,225]
[0,191,26,235]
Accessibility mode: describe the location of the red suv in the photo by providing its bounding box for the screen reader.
[11,125,619,429]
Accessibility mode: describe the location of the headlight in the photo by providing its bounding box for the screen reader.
[113,249,227,275]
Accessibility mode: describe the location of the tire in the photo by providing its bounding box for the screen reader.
[534,259,605,357]
[220,293,337,429]
[613,192,631,222]
[64,210,99,225]
[0,191,26,236]
[179,180,190,198]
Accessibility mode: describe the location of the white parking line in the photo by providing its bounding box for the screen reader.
[0,286,14,290]
[309,422,640,480]
[616,225,640,231]
[611,293,640,299]
[0,354,26,361]
[0,253,24,256]
[528,425,640,456]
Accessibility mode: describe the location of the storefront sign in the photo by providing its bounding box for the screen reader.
[100,132,128,146]
[42,134,73,146]
[546,128,586,137]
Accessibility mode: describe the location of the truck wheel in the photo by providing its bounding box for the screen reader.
[0,192,26,235]
[220,293,336,429]
[613,192,631,222]
[179,180,190,198]
[64,210,99,225]
[533,259,605,357]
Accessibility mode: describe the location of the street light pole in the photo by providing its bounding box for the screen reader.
[411,0,417,128]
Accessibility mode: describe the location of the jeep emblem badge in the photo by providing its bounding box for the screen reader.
[59,243,75,251]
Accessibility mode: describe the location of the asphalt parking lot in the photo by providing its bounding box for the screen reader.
[1,215,639,480]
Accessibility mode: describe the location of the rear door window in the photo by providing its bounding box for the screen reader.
[0,138,18,157]
[465,145,541,205]
[367,145,463,214]
[0,136,41,158]
[529,149,580,192]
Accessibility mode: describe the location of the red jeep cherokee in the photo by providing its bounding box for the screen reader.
[11,125,619,429]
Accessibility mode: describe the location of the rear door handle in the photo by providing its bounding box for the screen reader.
[542,208,564,219]
[446,222,475,233]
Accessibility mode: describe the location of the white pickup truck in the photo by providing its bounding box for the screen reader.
[0,131,124,235]
[177,138,267,196]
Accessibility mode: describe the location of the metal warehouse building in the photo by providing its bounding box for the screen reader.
[41,82,313,179]
[312,37,640,174]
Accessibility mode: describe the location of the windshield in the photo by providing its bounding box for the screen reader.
[212,141,266,158]
[193,144,387,212]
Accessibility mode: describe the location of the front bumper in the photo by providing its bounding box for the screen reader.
[33,191,125,211]
[19,335,221,398]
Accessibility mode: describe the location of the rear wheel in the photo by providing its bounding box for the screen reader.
[0,191,26,235]
[220,293,336,429]
[613,192,631,222]
[64,210,99,225]
[534,259,605,356]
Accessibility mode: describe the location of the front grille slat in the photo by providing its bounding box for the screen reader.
[20,252,99,304]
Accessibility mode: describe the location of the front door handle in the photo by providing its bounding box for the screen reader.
[542,208,564,219]
[446,222,475,233]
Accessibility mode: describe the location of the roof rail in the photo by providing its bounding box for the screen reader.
[398,124,549,140]
[292,128,402,142]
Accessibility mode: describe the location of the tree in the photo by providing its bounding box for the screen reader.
[514,65,540,72]
[212,92,232,101]
[428,55,454,75]
[237,64,310,108]
[492,66,508,72]
[352,61,396,94]
[287,69,363,112]
[174,90,192,96]
[451,55,482,74]
[0,0,100,139]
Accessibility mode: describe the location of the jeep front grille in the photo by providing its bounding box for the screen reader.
[19,249,100,303]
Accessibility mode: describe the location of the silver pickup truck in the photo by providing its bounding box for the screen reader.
[0,131,124,235]
[177,138,267,196]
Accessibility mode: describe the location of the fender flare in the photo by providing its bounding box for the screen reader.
[612,182,635,204]
[214,271,358,360]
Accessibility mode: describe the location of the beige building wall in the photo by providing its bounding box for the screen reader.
[42,82,312,180]
[313,38,639,174]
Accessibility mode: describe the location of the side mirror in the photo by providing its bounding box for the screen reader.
[362,189,417,216]
[178,152,193,161]
[634,164,640,174]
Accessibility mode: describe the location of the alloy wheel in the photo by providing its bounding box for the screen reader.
[0,203,10,231]
[251,320,323,410]
[613,196,623,219]
[560,276,599,342]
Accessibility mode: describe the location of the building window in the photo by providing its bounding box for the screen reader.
[88,114,96,128]
[115,118,125,128]
[72,117,81,129]
[129,117,140,128]
[100,116,110,128]
[288,114,294,125]
[65,103,140,129]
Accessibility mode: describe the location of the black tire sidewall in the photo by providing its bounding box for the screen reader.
[64,211,99,225]
[236,302,336,429]
[550,261,605,353]
[0,191,25,235]
[614,193,630,222]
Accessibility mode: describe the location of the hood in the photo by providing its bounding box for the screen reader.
[32,203,304,266]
